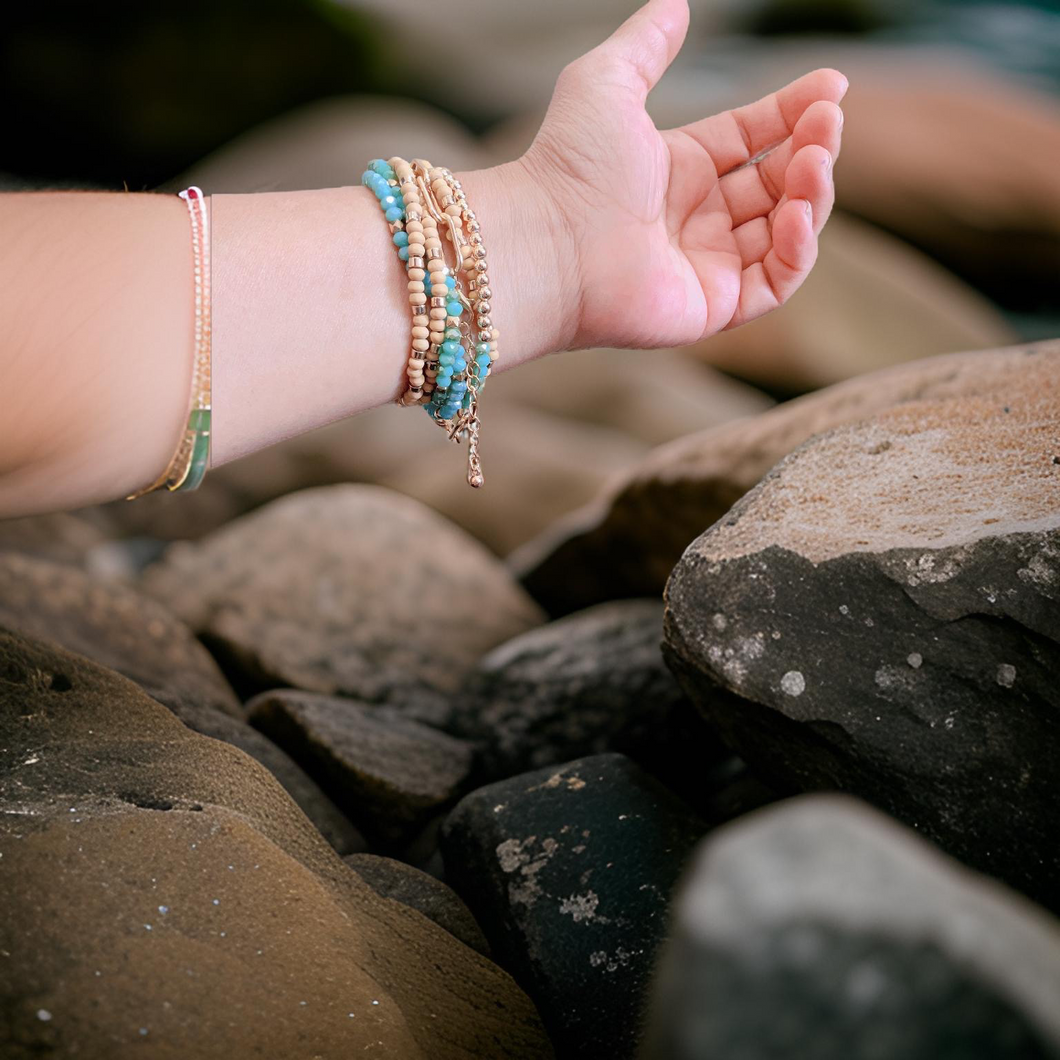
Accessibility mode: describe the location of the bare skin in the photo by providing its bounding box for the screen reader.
[0,0,844,519]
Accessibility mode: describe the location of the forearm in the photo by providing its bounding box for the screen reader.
[0,161,577,518]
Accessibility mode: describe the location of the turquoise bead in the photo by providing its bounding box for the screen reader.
[451,380,468,393]
[446,275,456,290]
[445,300,463,317]
[476,351,491,368]
[380,193,400,210]
[398,246,409,261]
[436,374,453,388]
[441,340,462,356]
[360,170,376,186]
[384,206,403,223]
[453,358,467,373]
[438,352,455,367]
[370,159,395,179]
[461,393,473,409]
[444,327,461,341]
[393,231,409,248]
[475,341,490,357]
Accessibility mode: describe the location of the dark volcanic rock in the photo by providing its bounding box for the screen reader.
[344,853,490,956]
[0,626,553,1059]
[514,341,1059,616]
[248,689,475,848]
[0,553,361,853]
[447,600,727,800]
[643,795,1060,1060]
[441,754,706,1060]
[139,484,544,704]
[664,377,1060,911]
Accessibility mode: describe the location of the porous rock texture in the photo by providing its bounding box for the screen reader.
[446,599,727,801]
[139,484,544,704]
[441,754,706,1060]
[642,796,1060,1060]
[0,553,362,853]
[0,627,552,1059]
[515,340,1060,616]
[663,355,1060,911]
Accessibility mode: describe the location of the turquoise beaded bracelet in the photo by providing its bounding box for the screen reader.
[361,156,499,487]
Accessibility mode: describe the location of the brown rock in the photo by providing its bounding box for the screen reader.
[513,340,1060,616]
[0,627,553,1059]
[0,509,116,566]
[247,689,474,847]
[344,853,490,957]
[0,552,363,853]
[139,484,545,701]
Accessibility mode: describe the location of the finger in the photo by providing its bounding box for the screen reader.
[783,143,836,235]
[580,0,691,101]
[672,68,848,177]
[726,197,817,329]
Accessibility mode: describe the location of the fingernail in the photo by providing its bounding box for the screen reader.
[804,200,813,220]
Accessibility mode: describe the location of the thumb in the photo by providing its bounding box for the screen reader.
[584,0,691,101]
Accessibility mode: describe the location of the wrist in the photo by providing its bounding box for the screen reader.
[455,158,582,371]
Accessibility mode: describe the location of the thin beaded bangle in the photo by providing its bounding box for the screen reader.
[126,186,212,499]
[362,156,499,488]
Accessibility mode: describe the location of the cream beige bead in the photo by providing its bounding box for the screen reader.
[407,279,425,293]
[429,307,448,320]
[405,219,424,234]
[406,292,423,305]
[411,325,429,339]
[412,314,429,327]
[408,268,426,282]
[411,339,429,352]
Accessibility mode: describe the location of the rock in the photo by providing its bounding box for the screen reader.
[642,795,1060,1060]
[0,509,115,567]
[139,484,544,702]
[344,853,490,956]
[513,340,1060,616]
[0,553,364,854]
[446,600,727,802]
[247,689,475,848]
[663,360,1060,911]
[441,754,706,1060]
[0,551,240,718]
[0,627,553,1059]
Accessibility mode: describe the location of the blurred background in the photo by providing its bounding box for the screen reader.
[2,0,1059,557]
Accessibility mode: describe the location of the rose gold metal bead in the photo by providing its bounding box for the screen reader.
[407,256,424,270]
[477,314,492,329]
[468,233,483,246]
[472,245,487,260]
[478,329,491,343]
[467,220,480,232]
[426,247,443,260]
[474,260,488,273]
[447,316,462,328]
[430,296,448,308]
[476,285,492,301]
[412,303,427,316]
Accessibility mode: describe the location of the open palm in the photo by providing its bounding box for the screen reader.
[521,0,847,351]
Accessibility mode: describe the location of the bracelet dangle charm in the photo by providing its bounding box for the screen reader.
[361,155,499,488]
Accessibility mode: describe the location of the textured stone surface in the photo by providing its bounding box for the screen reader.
[248,689,475,848]
[441,754,706,1060]
[664,371,1060,910]
[0,552,361,852]
[643,796,1060,1060]
[344,853,489,956]
[140,484,544,702]
[446,600,727,800]
[514,341,1060,616]
[0,551,240,718]
[0,509,115,567]
[0,627,552,1059]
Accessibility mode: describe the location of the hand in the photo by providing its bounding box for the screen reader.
[519,0,847,352]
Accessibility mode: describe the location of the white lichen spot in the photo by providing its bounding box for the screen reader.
[839,605,850,616]
[589,951,607,968]
[493,804,506,814]
[559,891,600,923]
[996,664,1017,688]
[37,1010,52,1022]
[711,613,728,631]
[497,837,533,874]
[907,653,923,669]
[1017,552,1057,588]
[904,552,963,587]
[780,671,805,697]
[771,631,782,641]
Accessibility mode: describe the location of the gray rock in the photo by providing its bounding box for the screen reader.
[446,600,727,801]
[441,754,706,1060]
[642,795,1060,1060]
[139,484,544,705]
[248,688,475,848]
[344,853,490,956]
[0,626,554,1059]
[0,552,361,853]
[664,369,1060,911]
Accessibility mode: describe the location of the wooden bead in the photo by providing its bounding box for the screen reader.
[412,325,429,339]
[407,243,426,258]
[408,293,424,305]
[408,268,425,281]
[429,308,448,319]
[411,339,429,352]
[491,326,500,340]
[489,341,499,352]
[407,280,425,293]
[405,219,424,234]
[412,314,429,327]
[425,236,442,250]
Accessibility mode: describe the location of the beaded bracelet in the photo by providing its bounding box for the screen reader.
[126,186,212,499]
[361,156,499,488]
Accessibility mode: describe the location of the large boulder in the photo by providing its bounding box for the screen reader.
[663,355,1060,910]
[514,341,1059,616]
[642,796,1060,1060]
[0,627,552,1059]
[441,754,706,1060]
[0,553,362,853]
[140,484,544,703]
